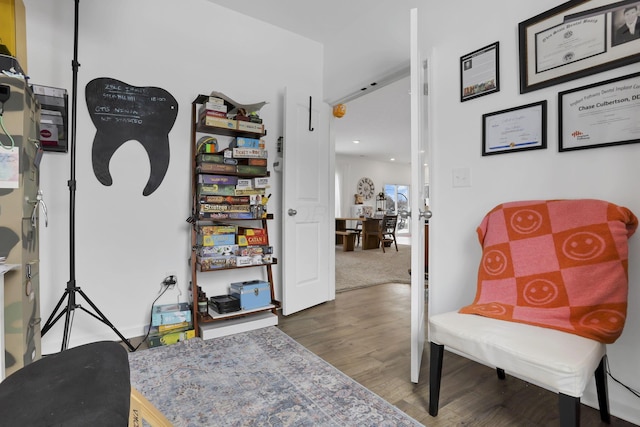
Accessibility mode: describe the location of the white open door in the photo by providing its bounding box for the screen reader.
[282,88,333,315]
[410,8,429,384]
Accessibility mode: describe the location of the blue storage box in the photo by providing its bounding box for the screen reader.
[151,302,192,326]
[229,280,271,310]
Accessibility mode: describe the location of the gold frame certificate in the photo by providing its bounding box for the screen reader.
[482,101,547,156]
[559,72,640,152]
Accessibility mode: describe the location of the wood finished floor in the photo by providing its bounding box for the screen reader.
[277,283,637,427]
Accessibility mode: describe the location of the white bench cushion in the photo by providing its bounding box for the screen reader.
[430,311,605,397]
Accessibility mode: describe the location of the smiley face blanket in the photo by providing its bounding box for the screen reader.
[459,199,637,343]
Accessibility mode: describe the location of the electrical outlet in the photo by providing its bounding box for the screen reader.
[165,271,178,286]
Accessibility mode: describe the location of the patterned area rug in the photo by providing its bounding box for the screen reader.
[335,243,411,292]
[128,326,422,427]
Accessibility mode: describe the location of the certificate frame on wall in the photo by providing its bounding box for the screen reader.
[482,100,547,156]
[559,71,640,151]
[518,0,640,93]
[460,42,500,102]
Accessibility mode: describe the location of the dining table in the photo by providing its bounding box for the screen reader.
[335,217,382,249]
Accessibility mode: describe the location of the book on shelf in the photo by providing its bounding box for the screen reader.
[198,183,237,196]
[198,233,236,247]
[207,96,225,106]
[237,234,269,246]
[197,153,238,165]
[230,137,263,149]
[236,179,252,189]
[199,203,252,213]
[234,188,266,196]
[198,195,253,205]
[236,165,267,175]
[253,177,269,188]
[199,102,227,114]
[197,245,239,257]
[238,228,266,236]
[196,163,237,174]
[238,245,271,256]
[199,211,258,220]
[197,174,238,185]
[237,120,264,134]
[231,148,268,159]
[200,115,237,130]
[198,255,237,271]
[248,158,267,166]
[199,224,238,235]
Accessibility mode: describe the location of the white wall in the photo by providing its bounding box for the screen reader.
[335,154,411,217]
[421,1,640,423]
[23,0,323,354]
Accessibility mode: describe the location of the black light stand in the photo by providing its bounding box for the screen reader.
[40,0,135,352]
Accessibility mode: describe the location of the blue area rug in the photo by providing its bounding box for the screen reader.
[128,326,421,426]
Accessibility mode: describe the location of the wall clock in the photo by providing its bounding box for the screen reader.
[357,177,375,200]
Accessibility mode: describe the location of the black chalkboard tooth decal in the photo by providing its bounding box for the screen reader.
[85,78,178,196]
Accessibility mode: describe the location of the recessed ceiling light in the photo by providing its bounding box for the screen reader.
[390,158,396,161]
[353,140,360,144]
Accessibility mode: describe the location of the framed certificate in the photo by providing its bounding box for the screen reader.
[559,71,640,151]
[482,101,547,156]
[460,42,500,102]
[519,0,640,93]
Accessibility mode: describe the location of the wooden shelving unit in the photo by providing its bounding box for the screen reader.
[189,94,279,339]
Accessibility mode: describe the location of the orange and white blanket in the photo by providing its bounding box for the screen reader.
[460,199,637,343]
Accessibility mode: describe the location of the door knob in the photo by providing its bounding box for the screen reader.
[288,209,297,216]
[419,209,432,219]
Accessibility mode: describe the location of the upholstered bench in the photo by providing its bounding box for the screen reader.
[429,311,609,425]
[0,341,131,427]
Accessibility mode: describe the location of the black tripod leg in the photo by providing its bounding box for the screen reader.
[61,290,77,351]
[41,290,71,336]
[76,288,136,352]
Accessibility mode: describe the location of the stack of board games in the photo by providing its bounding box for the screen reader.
[198,93,265,134]
[196,140,270,221]
[147,302,195,348]
[196,224,274,271]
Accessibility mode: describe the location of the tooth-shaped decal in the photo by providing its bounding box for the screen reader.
[85,78,178,196]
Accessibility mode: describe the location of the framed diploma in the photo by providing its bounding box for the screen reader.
[482,101,547,156]
[519,0,640,93]
[460,42,500,102]
[559,71,640,151]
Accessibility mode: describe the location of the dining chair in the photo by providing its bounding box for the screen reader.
[428,199,638,426]
[377,214,398,253]
[344,219,363,247]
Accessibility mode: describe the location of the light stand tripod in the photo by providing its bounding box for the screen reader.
[40,0,135,352]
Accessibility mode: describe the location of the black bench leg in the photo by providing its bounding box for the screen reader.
[496,368,506,380]
[559,393,580,427]
[429,342,444,416]
[595,356,611,424]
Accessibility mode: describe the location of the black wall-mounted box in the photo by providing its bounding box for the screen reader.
[31,84,68,153]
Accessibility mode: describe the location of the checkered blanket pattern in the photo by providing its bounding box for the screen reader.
[460,199,637,343]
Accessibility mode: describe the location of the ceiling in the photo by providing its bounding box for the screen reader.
[206,0,414,164]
